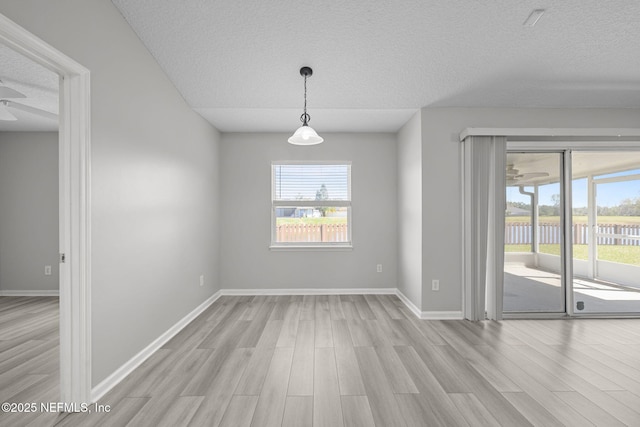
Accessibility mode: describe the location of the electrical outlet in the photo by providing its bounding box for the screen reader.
[199,275,204,287]
[44,265,52,276]
[432,279,440,291]
[376,264,383,273]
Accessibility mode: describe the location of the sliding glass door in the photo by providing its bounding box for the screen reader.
[503,152,565,313]
[571,152,640,314]
[504,148,640,316]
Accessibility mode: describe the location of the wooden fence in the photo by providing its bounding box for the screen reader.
[505,222,640,246]
[277,223,349,242]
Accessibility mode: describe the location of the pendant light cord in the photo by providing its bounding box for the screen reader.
[301,73,310,126]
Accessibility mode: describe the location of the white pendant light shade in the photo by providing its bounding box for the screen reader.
[288,124,324,145]
[0,102,17,121]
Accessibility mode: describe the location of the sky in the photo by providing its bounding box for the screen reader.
[507,168,640,208]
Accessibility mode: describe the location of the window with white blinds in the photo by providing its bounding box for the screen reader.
[271,162,352,247]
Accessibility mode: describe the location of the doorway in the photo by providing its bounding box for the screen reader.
[503,147,640,317]
[0,12,91,403]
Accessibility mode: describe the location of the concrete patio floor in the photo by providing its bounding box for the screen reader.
[504,264,640,314]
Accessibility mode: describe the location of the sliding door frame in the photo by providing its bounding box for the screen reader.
[562,150,575,317]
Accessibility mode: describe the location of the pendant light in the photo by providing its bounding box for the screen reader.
[288,66,323,145]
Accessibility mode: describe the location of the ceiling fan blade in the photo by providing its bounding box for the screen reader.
[519,172,549,180]
[5,100,58,121]
[0,85,26,99]
[0,104,18,121]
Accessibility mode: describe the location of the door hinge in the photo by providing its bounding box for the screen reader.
[60,253,66,263]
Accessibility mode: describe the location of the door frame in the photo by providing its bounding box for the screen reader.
[0,13,92,403]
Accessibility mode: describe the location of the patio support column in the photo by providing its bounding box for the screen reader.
[587,174,596,279]
[533,185,539,254]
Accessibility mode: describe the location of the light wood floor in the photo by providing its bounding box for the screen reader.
[0,296,60,426]
[3,295,640,426]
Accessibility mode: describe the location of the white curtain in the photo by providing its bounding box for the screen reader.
[462,136,506,321]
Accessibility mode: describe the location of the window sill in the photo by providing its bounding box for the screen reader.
[269,244,353,251]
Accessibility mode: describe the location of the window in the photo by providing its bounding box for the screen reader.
[271,162,352,248]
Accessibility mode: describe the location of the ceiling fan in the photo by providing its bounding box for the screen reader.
[0,79,58,122]
[506,164,549,186]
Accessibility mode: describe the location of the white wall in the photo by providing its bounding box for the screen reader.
[0,0,222,385]
[220,133,397,290]
[421,107,640,312]
[0,132,58,292]
[396,112,422,309]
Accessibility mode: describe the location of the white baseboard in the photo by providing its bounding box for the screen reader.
[395,289,422,318]
[395,290,463,320]
[223,288,461,320]
[0,290,60,297]
[220,288,397,296]
[421,311,464,320]
[91,290,221,402]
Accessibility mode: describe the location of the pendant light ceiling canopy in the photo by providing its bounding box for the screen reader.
[288,66,323,146]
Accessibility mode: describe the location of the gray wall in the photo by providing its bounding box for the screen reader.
[420,107,640,312]
[220,133,397,290]
[0,132,58,292]
[396,112,422,309]
[0,0,222,385]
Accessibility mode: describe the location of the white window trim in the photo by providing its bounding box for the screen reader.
[271,161,353,249]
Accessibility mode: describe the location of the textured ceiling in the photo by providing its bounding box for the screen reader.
[0,44,58,132]
[112,0,640,132]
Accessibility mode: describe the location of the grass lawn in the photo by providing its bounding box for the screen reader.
[505,244,640,266]
[506,216,640,225]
